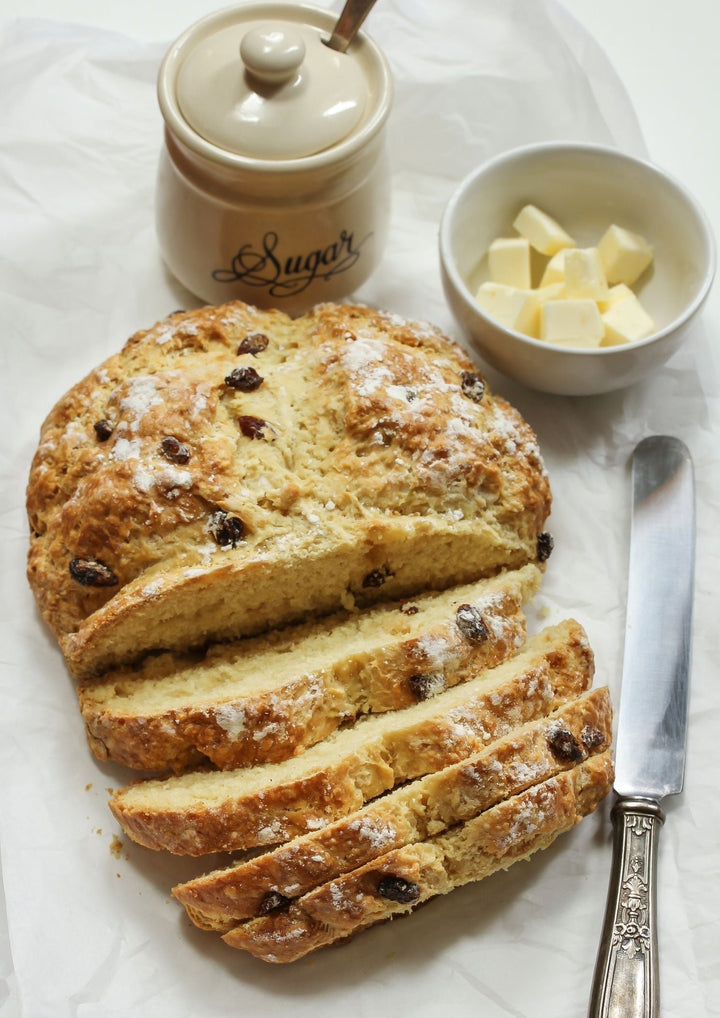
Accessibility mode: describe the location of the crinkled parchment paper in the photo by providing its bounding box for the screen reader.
[1,1,718,1015]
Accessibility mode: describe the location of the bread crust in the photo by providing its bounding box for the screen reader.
[109,619,594,856]
[79,567,539,772]
[174,685,611,931]
[221,752,614,962]
[26,301,551,677]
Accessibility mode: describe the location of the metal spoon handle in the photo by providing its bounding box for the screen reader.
[325,0,380,52]
[588,797,664,1018]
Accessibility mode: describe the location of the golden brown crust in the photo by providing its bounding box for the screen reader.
[174,686,612,931]
[26,301,551,677]
[221,752,614,962]
[78,567,539,772]
[109,619,594,856]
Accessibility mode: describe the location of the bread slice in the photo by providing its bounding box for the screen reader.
[79,566,539,772]
[221,751,613,962]
[26,302,551,678]
[109,619,594,856]
[174,685,611,932]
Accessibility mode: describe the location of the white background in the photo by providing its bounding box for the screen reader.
[1,1,718,1016]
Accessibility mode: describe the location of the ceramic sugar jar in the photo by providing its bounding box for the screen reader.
[155,2,393,316]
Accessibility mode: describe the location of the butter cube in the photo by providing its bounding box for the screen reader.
[513,204,575,256]
[539,249,569,286]
[563,247,608,301]
[597,283,635,312]
[488,237,532,288]
[535,281,565,305]
[597,224,653,285]
[601,291,655,346]
[540,299,604,348]
[475,282,540,337]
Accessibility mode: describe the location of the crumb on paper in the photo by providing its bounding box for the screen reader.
[110,834,126,860]
[85,782,93,791]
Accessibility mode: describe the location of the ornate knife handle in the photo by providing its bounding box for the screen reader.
[588,796,665,1018]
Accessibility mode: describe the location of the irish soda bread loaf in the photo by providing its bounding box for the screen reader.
[26,301,551,678]
[79,565,540,772]
[27,299,611,967]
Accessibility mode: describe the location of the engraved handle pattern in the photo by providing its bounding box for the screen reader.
[588,797,665,1018]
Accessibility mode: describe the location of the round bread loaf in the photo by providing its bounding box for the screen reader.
[26,301,552,677]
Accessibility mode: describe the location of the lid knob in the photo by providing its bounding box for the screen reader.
[240,26,306,86]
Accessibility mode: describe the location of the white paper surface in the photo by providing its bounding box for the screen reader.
[1,1,718,1015]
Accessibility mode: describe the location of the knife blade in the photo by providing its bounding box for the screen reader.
[588,435,695,1018]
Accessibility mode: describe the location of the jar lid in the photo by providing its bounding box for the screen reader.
[175,15,368,160]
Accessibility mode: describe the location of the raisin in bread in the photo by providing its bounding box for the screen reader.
[79,565,540,772]
[109,618,594,856]
[222,752,613,963]
[26,301,551,678]
[174,685,611,932]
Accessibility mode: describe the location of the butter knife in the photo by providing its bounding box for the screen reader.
[588,435,695,1018]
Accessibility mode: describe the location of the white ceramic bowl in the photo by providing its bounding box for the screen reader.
[439,142,715,395]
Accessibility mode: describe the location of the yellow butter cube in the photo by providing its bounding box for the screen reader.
[563,247,608,301]
[475,282,540,337]
[540,298,604,348]
[597,283,635,312]
[597,224,653,285]
[601,292,655,346]
[535,281,565,304]
[513,204,576,256]
[539,249,570,286]
[488,237,532,288]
